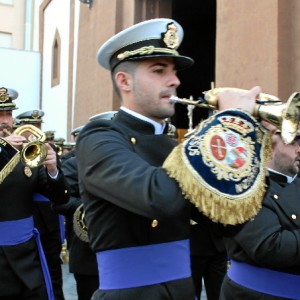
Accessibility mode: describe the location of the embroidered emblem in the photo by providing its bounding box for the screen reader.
[227,146,247,168]
[210,135,226,160]
[162,109,272,225]
[188,124,254,185]
[24,166,32,177]
[162,22,179,49]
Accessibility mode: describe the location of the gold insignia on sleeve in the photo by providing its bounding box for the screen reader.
[0,138,20,184]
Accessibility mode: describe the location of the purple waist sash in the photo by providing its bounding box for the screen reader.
[0,217,54,300]
[96,239,191,290]
[228,260,300,299]
[33,192,50,202]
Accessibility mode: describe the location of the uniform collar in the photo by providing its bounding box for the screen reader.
[267,168,297,184]
[120,106,166,135]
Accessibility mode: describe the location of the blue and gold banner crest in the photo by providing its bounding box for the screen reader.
[163,109,271,225]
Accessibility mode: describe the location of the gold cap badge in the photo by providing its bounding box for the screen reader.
[162,22,179,49]
[0,88,9,103]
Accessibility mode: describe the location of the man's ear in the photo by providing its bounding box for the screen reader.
[115,72,132,92]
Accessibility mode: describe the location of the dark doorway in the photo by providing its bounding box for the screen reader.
[172,0,216,131]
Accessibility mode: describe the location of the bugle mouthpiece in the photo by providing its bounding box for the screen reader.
[2,128,11,137]
[169,95,181,103]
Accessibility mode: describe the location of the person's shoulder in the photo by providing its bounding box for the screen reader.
[61,149,75,162]
[79,117,126,139]
[84,118,115,131]
[61,155,77,174]
[292,176,300,187]
[61,154,76,166]
[77,119,115,141]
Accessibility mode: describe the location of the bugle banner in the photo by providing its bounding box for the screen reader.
[163,109,272,225]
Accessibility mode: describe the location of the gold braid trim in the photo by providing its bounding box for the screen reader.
[0,153,20,184]
[73,204,89,243]
[163,131,272,225]
[117,46,179,61]
[0,102,16,107]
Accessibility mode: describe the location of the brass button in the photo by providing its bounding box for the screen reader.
[291,214,297,220]
[273,194,279,200]
[151,219,158,228]
[190,220,197,225]
[131,137,136,144]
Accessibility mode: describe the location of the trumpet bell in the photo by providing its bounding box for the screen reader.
[13,124,47,168]
[255,92,300,144]
[21,141,48,168]
[205,88,300,144]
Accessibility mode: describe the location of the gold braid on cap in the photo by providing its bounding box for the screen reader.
[20,118,40,123]
[0,102,16,108]
[117,46,179,61]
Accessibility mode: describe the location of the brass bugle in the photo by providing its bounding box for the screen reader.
[56,145,63,157]
[12,124,48,168]
[170,87,300,144]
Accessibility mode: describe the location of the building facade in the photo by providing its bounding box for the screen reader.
[0,0,42,117]
[1,0,300,140]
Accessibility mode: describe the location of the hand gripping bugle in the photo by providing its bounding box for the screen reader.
[4,124,48,168]
[170,87,300,144]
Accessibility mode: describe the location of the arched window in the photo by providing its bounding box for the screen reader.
[52,29,61,87]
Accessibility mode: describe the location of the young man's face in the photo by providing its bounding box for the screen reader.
[120,57,181,123]
[0,110,13,137]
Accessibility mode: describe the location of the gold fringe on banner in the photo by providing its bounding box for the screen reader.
[163,127,272,225]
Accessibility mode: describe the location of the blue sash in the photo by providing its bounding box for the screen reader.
[96,239,191,289]
[33,192,50,202]
[33,193,66,243]
[228,260,300,299]
[0,217,54,300]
